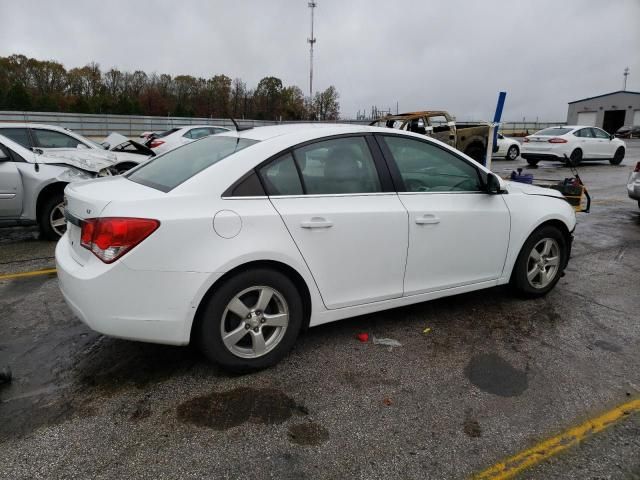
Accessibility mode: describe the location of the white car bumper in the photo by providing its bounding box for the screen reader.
[55,235,215,345]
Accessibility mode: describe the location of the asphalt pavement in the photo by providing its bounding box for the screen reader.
[1,141,639,479]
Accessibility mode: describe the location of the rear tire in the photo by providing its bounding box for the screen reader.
[38,193,66,241]
[610,147,625,165]
[197,268,303,372]
[506,145,519,160]
[569,149,582,166]
[510,225,567,298]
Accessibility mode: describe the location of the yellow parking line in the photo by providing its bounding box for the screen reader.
[0,268,57,281]
[471,397,640,480]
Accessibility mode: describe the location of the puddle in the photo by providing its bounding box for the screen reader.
[288,422,329,446]
[464,353,528,397]
[177,387,307,430]
[593,340,622,353]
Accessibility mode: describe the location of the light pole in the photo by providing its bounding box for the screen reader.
[307,2,317,103]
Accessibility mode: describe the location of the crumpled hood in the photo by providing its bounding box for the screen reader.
[504,180,563,198]
[37,149,117,173]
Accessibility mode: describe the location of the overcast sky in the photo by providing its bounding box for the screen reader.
[1,0,639,120]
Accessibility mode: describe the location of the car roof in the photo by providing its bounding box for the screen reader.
[217,123,404,142]
[0,122,70,130]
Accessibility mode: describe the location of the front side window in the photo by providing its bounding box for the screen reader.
[32,129,84,148]
[381,135,482,192]
[293,137,381,194]
[127,135,259,192]
[427,115,451,133]
[592,128,610,139]
[0,128,32,148]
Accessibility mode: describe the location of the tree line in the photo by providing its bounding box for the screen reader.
[0,54,340,120]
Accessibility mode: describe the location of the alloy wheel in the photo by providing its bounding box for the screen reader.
[220,286,289,359]
[507,146,518,160]
[50,202,67,237]
[526,238,560,289]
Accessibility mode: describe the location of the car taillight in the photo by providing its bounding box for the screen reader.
[149,139,165,148]
[80,217,160,264]
[548,137,568,143]
[635,162,640,173]
[523,138,530,143]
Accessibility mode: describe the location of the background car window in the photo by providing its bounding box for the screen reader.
[381,136,482,192]
[0,128,32,148]
[127,135,258,192]
[427,115,451,133]
[32,129,83,148]
[592,128,610,139]
[575,128,594,138]
[259,153,303,195]
[212,128,228,134]
[185,128,212,140]
[293,137,381,195]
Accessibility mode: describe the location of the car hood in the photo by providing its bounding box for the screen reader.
[37,149,117,173]
[504,180,564,198]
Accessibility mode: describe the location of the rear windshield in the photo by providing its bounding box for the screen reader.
[127,135,259,192]
[534,127,572,136]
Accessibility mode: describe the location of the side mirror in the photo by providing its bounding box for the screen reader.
[610,134,615,140]
[485,173,502,194]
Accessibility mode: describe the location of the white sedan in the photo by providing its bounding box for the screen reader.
[494,133,520,160]
[521,125,626,167]
[146,125,230,154]
[56,124,576,371]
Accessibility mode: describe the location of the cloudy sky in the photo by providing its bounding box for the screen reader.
[1,0,639,120]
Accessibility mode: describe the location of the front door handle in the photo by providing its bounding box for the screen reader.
[415,214,440,225]
[301,217,333,229]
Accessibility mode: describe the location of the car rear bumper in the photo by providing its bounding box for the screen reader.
[55,235,214,345]
[628,183,640,200]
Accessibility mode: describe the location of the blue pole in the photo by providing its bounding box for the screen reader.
[492,91,507,157]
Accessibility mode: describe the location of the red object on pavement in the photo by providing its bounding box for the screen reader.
[356,333,369,342]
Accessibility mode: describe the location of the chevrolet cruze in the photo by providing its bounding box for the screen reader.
[56,124,576,371]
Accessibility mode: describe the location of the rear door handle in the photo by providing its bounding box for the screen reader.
[301,217,333,229]
[415,214,440,225]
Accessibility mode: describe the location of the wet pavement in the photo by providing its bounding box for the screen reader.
[1,141,639,479]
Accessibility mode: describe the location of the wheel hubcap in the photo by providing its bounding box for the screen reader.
[508,147,518,159]
[220,286,289,359]
[526,238,560,289]
[50,202,66,237]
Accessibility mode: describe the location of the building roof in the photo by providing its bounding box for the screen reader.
[568,90,640,104]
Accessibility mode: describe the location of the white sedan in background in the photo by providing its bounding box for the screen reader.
[146,125,230,154]
[521,125,626,167]
[494,133,520,160]
[57,124,576,372]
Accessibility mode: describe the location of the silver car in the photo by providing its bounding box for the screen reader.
[0,133,143,240]
[628,161,640,209]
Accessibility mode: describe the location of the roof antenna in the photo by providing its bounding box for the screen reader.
[229,117,253,132]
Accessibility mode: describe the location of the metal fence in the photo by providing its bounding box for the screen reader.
[0,111,565,138]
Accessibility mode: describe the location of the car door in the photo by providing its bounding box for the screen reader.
[259,135,409,309]
[573,127,598,158]
[0,144,25,217]
[376,134,510,295]
[591,127,615,157]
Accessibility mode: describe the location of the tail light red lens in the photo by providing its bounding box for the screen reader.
[548,137,568,143]
[634,162,640,173]
[149,139,165,148]
[523,138,530,143]
[80,217,160,264]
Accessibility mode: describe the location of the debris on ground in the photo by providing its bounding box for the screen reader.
[372,336,402,347]
[423,327,432,335]
[383,398,393,406]
[0,366,12,386]
[356,333,369,343]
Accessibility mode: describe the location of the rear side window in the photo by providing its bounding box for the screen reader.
[0,128,32,148]
[294,137,381,194]
[260,153,303,195]
[32,129,83,148]
[184,128,212,140]
[127,135,259,192]
[574,128,593,138]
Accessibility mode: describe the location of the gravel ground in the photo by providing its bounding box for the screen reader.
[1,141,639,479]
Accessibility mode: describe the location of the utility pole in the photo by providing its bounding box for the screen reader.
[307,2,317,102]
[623,67,630,90]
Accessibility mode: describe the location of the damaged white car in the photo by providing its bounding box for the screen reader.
[0,132,147,240]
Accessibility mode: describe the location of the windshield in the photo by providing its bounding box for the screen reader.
[534,127,572,136]
[127,135,259,192]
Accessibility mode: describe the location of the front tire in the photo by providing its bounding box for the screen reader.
[569,149,582,166]
[510,225,567,298]
[610,147,625,165]
[197,268,303,372]
[506,145,519,160]
[38,193,66,241]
